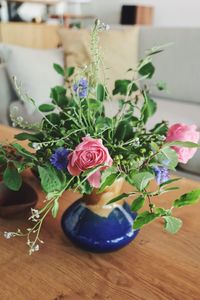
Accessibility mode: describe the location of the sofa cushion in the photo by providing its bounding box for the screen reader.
[139,27,200,104]
[0,44,64,114]
[58,26,139,91]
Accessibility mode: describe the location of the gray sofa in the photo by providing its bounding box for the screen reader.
[0,27,200,176]
[139,27,200,176]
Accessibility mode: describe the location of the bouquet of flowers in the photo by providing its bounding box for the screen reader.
[1,20,200,254]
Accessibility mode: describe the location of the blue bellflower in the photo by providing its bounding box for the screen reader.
[50,148,70,171]
[73,78,88,98]
[153,166,169,185]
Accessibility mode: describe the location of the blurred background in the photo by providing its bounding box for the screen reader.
[0,0,200,179]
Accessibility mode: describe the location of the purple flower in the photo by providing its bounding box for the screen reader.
[152,166,169,185]
[50,148,70,171]
[73,78,88,98]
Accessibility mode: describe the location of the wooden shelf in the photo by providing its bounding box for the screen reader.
[121,5,154,26]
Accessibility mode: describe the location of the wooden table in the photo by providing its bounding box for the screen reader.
[0,124,200,300]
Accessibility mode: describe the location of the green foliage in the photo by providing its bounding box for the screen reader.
[3,165,22,191]
[127,172,154,191]
[156,147,178,170]
[39,104,55,113]
[12,143,37,162]
[115,120,134,141]
[113,80,138,96]
[131,195,146,212]
[173,189,200,208]
[51,199,59,218]
[150,121,168,135]
[96,84,106,101]
[133,211,160,230]
[50,86,67,108]
[15,132,40,142]
[45,113,60,126]
[38,165,66,193]
[141,92,157,124]
[107,192,137,205]
[164,141,200,148]
[98,173,119,193]
[163,216,182,234]
[138,61,155,79]
[159,178,181,188]
[66,66,75,77]
[53,63,65,76]
[156,81,167,91]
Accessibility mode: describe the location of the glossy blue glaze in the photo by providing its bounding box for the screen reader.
[61,200,139,252]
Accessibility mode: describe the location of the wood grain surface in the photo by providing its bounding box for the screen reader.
[0,125,200,300]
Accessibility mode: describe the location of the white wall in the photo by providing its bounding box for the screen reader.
[83,0,200,27]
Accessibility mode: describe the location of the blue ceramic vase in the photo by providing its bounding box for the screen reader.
[61,179,139,252]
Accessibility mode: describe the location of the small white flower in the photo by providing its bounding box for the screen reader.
[29,208,40,221]
[11,106,19,113]
[4,232,15,239]
[34,244,39,251]
[159,135,166,141]
[30,244,39,253]
[132,137,140,147]
[16,116,23,122]
[100,22,110,31]
[32,143,41,150]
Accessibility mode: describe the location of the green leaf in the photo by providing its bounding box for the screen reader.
[173,189,200,208]
[139,62,155,79]
[51,199,59,218]
[107,192,137,205]
[128,172,154,191]
[53,63,65,76]
[150,121,168,135]
[87,98,102,112]
[164,187,180,192]
[131,195,145,211]
[156,81,167,91]
[12,143,37,161]
[98,173,119,193]
[142,93,157,123]
[115,120,133,141]
[147,44,172,56]
[96,84,106,101]
[45,113,60,126]
[14,132,40,142]
[113,79,138,96]
[50,86,67,107]
[39,103,55,113]
[0,155,6,164]
[38,165,66,193]
[133,211,160,230]
[156,147,178,170]
[160,177,181,188]
[164,141,200,148]
[66,66,75,77]
[78,180,93,194]
[163,216,182,234]
[3,165,22,191]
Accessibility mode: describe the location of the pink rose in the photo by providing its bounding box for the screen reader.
[67,136,113,188]
[166,123,200,164]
